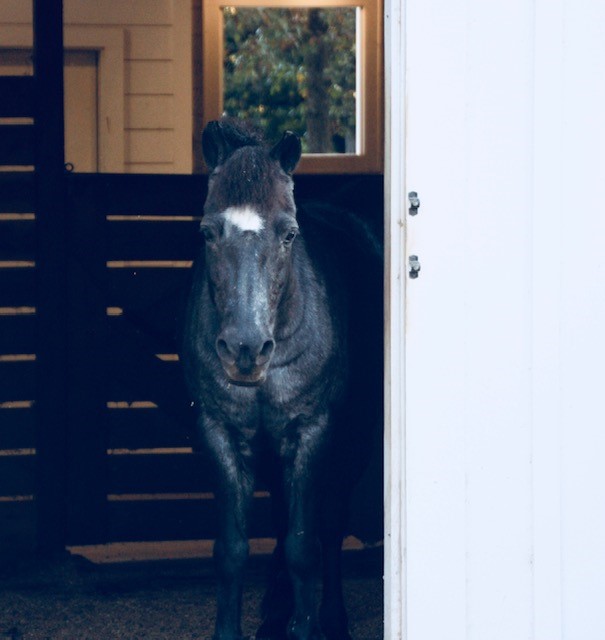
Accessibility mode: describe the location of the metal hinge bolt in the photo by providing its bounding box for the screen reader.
[408,191,420,215]
[409,255,421,279]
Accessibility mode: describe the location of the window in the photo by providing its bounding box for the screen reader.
[202,0,383,173]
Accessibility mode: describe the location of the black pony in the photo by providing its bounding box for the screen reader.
[182,119,382,640]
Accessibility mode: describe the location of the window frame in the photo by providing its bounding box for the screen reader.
[202,0,383,174]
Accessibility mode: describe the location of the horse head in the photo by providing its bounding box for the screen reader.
[200,119,302,386]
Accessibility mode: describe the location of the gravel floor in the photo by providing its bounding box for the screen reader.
[0,548,383,640]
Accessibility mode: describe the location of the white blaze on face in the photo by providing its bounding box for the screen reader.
[222,206,264,234]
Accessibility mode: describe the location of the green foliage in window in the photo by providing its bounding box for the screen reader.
[223,7,356,153]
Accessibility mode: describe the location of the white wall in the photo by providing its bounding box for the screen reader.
[0,0,192,173]
[386,0,605,638]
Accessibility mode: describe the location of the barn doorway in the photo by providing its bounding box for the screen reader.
[0,2,385,638]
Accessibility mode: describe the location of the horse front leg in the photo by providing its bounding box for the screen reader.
[257,481,293,639]
[282,419,328,640]
[204,419,255,640]
[319,492,352,640]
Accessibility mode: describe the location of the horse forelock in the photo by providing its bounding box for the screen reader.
[206,146,295,215]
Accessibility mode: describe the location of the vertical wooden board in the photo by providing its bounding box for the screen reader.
[404,0,534,638]
[65,180,110,545]
[0,501,36,563]
[33,0,69,555]
[0,124,35,165]
[0,314,36,354]
[0,408,35,450]
[461,2,534,638]
[402,0,468,635]
[531,1,565,638]
[0,361,35,402]
[558,2,605,638]
[0,77,35,117]
[0,268,36,307]
[0,218,35,261]
[0,455,35,496]
[0,174,35,213]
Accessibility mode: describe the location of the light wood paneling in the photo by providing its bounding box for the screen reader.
[125,130,175,163]
[125,26,173,60]
[126,95,175,129]
[125,60,174,95]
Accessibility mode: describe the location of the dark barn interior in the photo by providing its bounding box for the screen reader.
[0,2,384,638]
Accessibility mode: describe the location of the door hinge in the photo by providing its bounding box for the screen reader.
[408,191,420,216]
[409,255,421,278]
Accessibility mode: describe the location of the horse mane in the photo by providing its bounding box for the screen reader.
[297,201,383,264]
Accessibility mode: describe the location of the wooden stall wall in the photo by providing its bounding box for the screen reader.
[0,0,383,560]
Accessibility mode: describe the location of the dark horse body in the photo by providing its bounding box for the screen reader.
[182,120,382,640]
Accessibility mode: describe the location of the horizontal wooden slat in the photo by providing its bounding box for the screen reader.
[0,267,36,307]
[0,314,35,353]
[0,125,35,165]
[0,217,35,261]
[0,77,35,118]
[107,219,200,261]
[107,266,192,312]
[107,494,273,542]
[0,500,36,559]
[108,452,212,494]
[0,173,35,212]
[67,174,207,216]
[107,307,184,354]
[107,407,196,449]
[0,407,35,449]
[107,356,186,398]
[0,360,35,402]
[0,454,35,496]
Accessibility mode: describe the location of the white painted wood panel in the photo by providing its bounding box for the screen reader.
[0,0,173,25]
[125,130,175,163]
[65,1,173,26]
[386,0,605,638]
[125,96,175,129]
[0,0,192,173]
[125,26,173,60]
[125,61,174,96]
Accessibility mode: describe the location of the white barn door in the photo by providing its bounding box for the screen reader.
[385,0,605,638]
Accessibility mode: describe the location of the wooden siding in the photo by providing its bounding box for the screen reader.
[0,0,192,174]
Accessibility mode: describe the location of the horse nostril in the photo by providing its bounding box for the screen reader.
[259,340,275,360]
[216,333,274,371]
[216,338,235,364]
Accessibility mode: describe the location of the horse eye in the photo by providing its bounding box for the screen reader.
[283,229,298,245]
[200,226,216,242]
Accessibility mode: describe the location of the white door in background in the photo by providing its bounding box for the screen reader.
[0,49,99,172]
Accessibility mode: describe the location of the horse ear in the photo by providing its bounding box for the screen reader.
[202,121,228,171]
[271,131,302,175]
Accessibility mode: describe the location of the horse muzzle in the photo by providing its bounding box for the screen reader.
[215,330,275,386]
